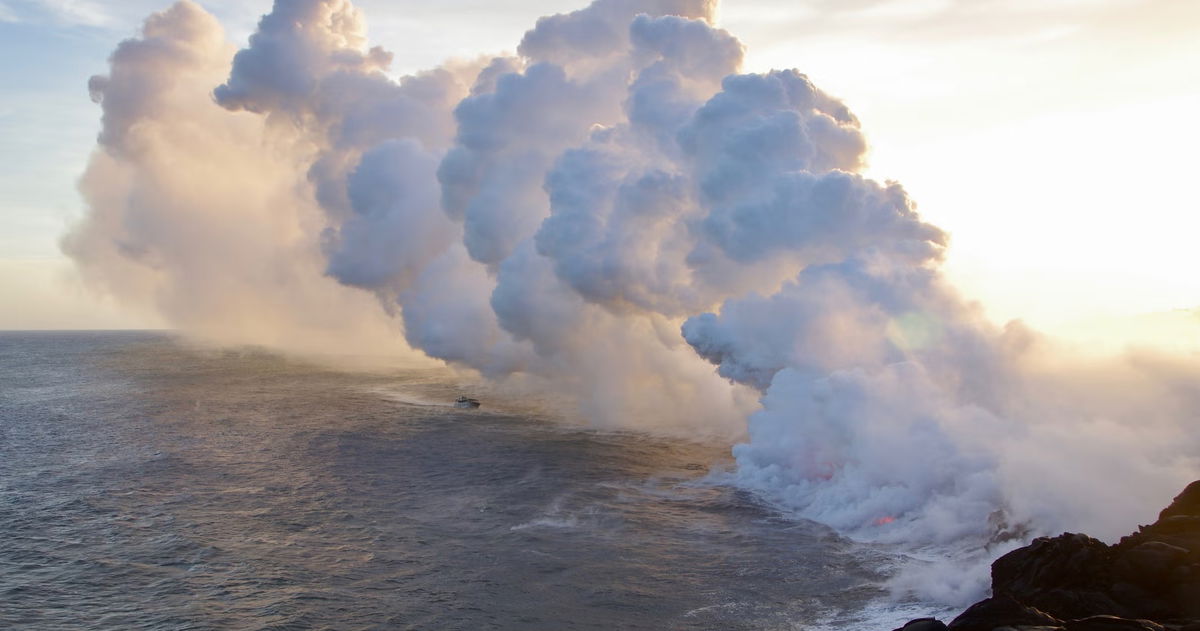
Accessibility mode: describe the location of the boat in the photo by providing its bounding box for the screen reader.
[454,396,481,409]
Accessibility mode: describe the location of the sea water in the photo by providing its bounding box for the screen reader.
[0,331,932,630]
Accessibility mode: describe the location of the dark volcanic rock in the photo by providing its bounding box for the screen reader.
[1062,615,1164,631]
[901,480,1200,631]
[893,618,950,631]
[1158,481,1200,522]
[990,533,1128,620]
[948,595,1061,631]
[1112,541,1187,588]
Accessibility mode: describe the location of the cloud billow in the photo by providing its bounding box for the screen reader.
[67,0,1200,607]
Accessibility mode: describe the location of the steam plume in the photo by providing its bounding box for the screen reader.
[67,0,1200,606]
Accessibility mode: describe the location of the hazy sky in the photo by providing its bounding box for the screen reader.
[1,0,1197,340]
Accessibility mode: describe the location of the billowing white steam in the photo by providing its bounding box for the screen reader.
[67,0,1200,606]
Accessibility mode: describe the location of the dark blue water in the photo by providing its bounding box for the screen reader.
[0,331,901,630]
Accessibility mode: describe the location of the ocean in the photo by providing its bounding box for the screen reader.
[0,331,931,630]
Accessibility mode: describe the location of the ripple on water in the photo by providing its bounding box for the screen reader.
[0,332,904,630]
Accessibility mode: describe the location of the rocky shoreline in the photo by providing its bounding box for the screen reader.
[894,481,1200,631]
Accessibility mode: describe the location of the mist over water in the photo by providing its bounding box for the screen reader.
[0,332,935,629]
[60,0,1200,610]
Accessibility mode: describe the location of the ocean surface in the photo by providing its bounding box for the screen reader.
[0,331,926,630]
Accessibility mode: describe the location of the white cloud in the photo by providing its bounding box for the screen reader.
[842,0,954,21]
[30,0,113,27]
[0,1,19,22]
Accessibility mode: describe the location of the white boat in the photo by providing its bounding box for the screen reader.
[454,396,481,409]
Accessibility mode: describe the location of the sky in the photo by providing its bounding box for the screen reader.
[1,0,1198,347]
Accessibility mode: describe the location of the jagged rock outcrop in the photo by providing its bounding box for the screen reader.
[894,481,1200,631]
